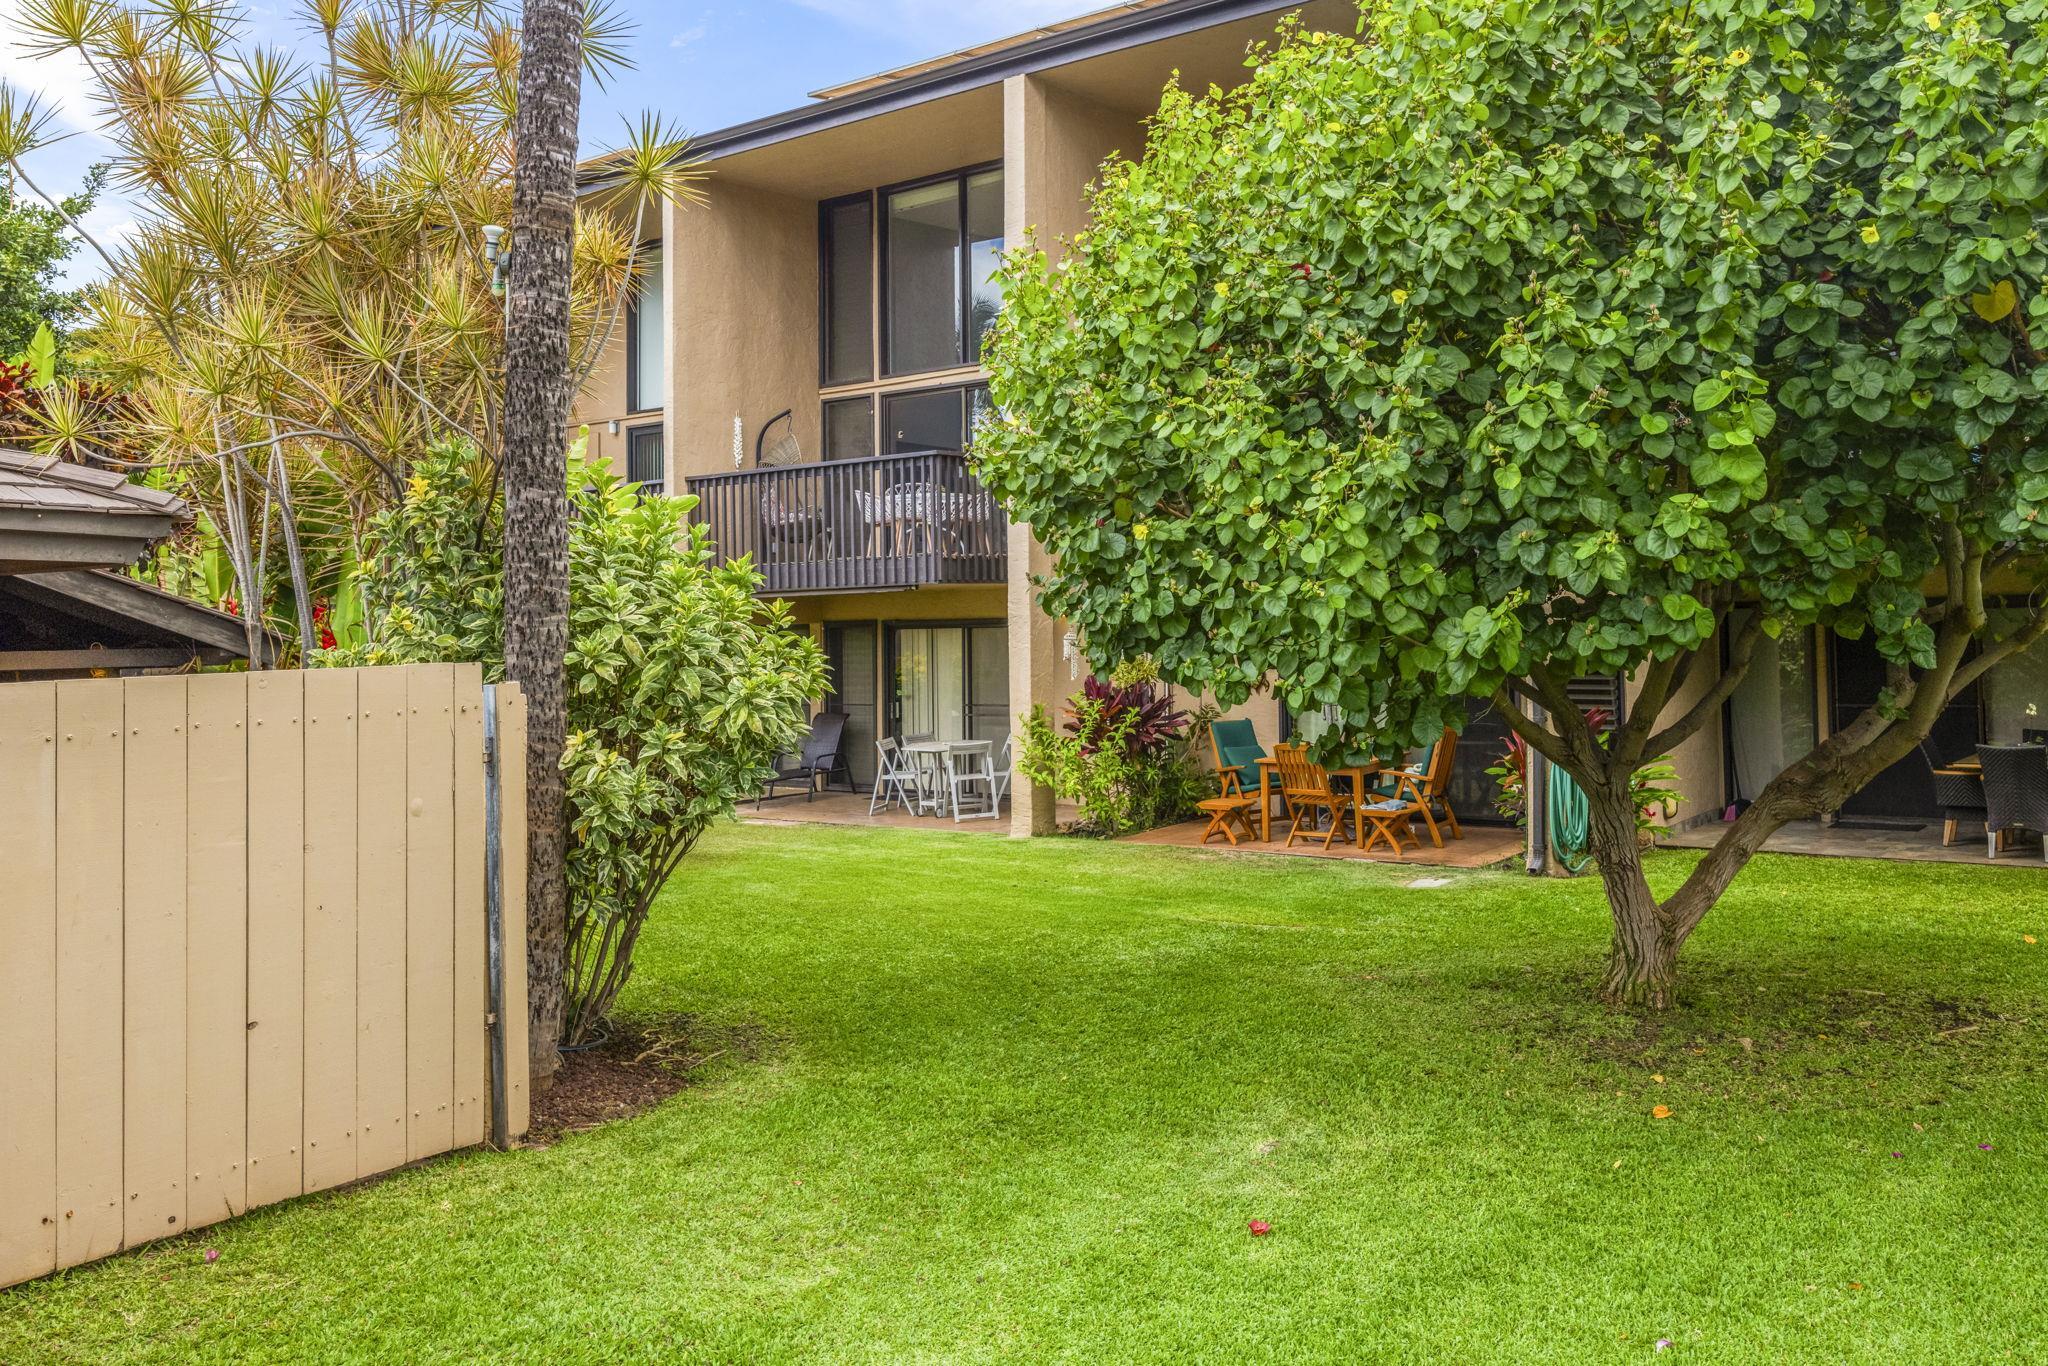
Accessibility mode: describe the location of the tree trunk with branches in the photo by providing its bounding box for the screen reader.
[1496,567,2048,1008]
[504,0,582,1090]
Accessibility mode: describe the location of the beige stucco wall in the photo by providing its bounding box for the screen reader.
[785,586,1005,628]
[1002,72,1147,834]
[668,182,821,485]
[1625,663,1726,830]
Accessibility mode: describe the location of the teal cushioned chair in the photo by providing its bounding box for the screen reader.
[1209,717,1265,797]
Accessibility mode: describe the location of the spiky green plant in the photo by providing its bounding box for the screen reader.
[0,0,699,659]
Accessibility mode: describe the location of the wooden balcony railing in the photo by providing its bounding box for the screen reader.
[685,450,1009,595]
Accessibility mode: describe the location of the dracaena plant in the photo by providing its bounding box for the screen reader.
[0,0,697,662]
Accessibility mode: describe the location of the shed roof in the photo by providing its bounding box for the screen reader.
[0,448,188,520]
[0,447,190,574]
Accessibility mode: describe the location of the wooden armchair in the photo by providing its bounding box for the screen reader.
[1271,743,1357,851]
[1374,727,1461,847]
[1208,717,1266,798]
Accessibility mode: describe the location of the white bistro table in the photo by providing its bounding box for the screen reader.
[900,739,991,817]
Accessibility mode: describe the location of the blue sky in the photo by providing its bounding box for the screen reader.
[0,0,1097,284]
[586,1,1094,148]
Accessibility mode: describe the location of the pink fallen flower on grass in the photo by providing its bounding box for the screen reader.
[203,1248,220,1265]
[1247,1219,1271,1237]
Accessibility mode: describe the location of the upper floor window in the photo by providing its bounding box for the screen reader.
[821,198,873,386]
[821,165,1003,386]
[626,245,664,413]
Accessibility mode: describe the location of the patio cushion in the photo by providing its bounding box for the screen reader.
[1211,718,1265,791]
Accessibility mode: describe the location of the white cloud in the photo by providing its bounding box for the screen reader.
[1,10,134,286]
[670,24,709,49]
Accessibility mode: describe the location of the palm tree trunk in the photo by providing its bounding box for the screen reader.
[504,0,581,1091]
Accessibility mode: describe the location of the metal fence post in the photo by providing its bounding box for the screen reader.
[482,683,509,1149]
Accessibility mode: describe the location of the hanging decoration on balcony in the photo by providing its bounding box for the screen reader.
[732,414,744,468]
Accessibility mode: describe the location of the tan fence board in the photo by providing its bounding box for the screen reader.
[121,677,188,1246]
[499,683,531,1140]
[4,663,504,1287]
[354,668,409,1177]
[246,672,305,1207]
[302,669,360,1192]
[54,679,125,1269]
[451,664,487,1148]
[405,664,457,1162]
[0,682,59,1285]
[184,673,249,1229]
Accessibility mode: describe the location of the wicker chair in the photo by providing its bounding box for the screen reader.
[1975,744,2048,861]
[1930,764,1988,847]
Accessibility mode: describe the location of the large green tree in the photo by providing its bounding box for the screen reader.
[977,0,2048,1005]
[0,171,93,358]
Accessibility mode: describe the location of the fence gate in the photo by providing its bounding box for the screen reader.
[0,663,528,1289]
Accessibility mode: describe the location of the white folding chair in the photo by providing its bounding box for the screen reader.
[991,736,1014,809]
[870,737,920,814]
[944,741,999,821]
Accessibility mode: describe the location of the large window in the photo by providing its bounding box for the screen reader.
[881,383,989,454]
[820,165,1003,384]
[625,245,664,413]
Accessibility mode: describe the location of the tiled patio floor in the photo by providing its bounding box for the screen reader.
[1125,818,1523,868]
[741,790,1024,833]
[742,789,1519,866]
[1659,818,2046,868]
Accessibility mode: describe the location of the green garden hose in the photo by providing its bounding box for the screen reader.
[1546,766,1595,874]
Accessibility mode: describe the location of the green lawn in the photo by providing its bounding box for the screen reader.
[4,825,2045,1363]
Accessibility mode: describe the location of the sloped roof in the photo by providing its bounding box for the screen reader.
[0,448,188,520]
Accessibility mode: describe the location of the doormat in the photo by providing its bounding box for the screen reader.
[1832,819,1928,833]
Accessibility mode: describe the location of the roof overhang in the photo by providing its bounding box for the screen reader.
[1,569,274,673]
[0,506,182,575]
[580,0,1312,189]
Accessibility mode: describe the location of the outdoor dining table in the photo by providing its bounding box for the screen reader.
[901,739,990,817]
[1253,756,1385,846]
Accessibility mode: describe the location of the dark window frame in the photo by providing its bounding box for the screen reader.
[821,393,877,461]
[624,240,664,415]
[817,193,875,388]
[874,160,1003,380]
[625,421,665,496]
[872,378,992,456]
[881,617,1008,741]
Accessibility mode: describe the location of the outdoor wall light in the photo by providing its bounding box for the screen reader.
[481,224,509,296]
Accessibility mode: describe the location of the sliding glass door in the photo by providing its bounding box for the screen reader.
[888,623,1008,745]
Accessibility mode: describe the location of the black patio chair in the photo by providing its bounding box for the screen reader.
[759,712,854,804]
[1975,743,2048,861]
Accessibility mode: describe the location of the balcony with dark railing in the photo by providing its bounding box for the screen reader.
[685,450,1009,595]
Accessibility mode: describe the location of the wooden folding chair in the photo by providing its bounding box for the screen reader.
[1272,743,1357,851]
[1376,727,1462,847]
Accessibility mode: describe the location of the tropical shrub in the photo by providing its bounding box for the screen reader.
[344,441,826,1043]
[0,0,692,656]
[977,0,2048,1005]
[1488,731,1683,838]
[1021,664,1208,835]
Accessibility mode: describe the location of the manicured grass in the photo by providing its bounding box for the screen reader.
[4,825,2044,1362]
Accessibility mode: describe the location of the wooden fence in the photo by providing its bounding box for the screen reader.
[0,663,528,1289]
